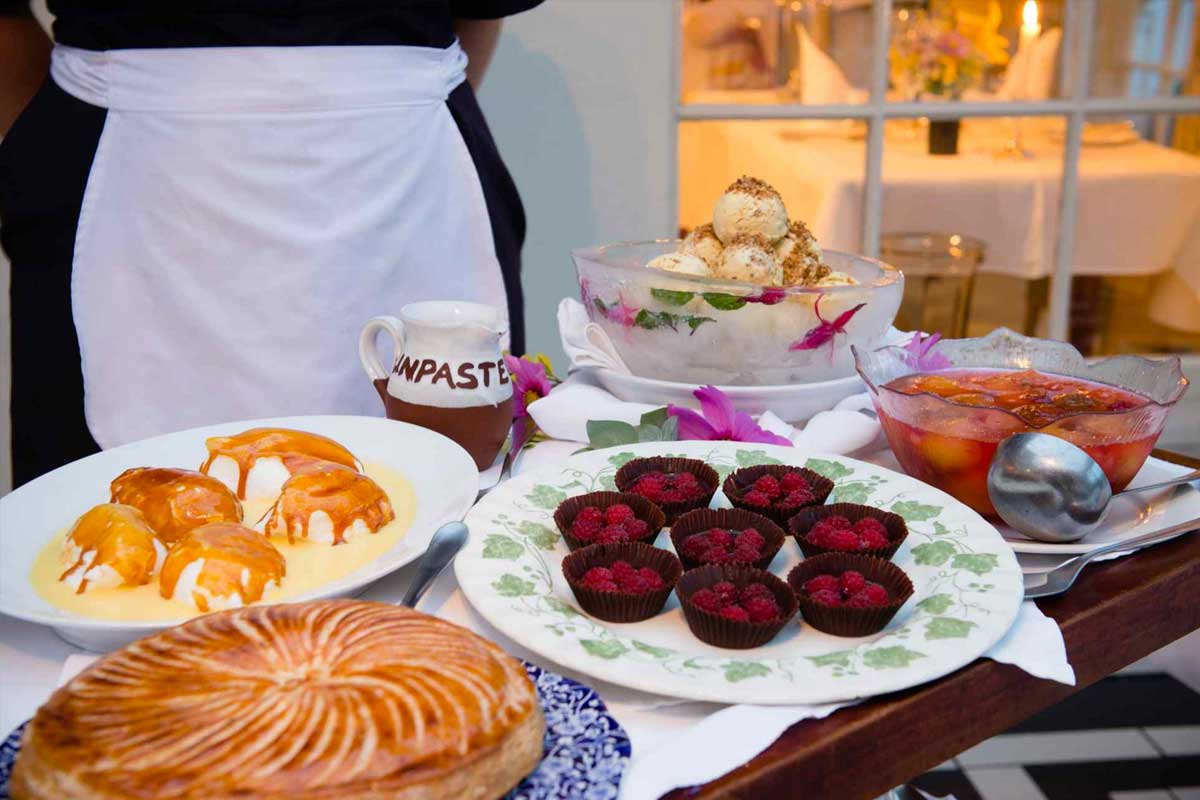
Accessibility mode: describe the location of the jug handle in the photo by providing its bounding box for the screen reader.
[359,316,406,402]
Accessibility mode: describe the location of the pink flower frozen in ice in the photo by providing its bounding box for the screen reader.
[789,295,866,354]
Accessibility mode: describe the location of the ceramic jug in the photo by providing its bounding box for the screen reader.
[359,301,513,469]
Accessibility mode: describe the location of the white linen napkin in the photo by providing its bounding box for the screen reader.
[558,297,630,374]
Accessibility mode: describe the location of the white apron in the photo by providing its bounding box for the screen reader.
[50,42,508,448]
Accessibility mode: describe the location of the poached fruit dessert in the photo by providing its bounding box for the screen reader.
[201,427,362,500]
[59,504,165,594]
[159,522,286,612]
[109,466,242,544]
[262,462,395,545]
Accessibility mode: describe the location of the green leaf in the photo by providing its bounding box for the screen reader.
[863,646,925,669]
[807,651,853,669]
[911,541,957,566]
[925,617,976,640]
[518,521,559,550]
[527,484,567,510]
[640,407,670,427]
[736,449,785,467]
[702,292,748,311]
[636,423,668,442]
[592,297,608,314]
[916,594,954,615]
[608,451,638,469]
[492,574,536,597]
[581,639,628,659]
[586,420,639,450]
[635,309,679,331]
[723,661,771,683]
[833,482,873,504]
[482,534,523,560]
[660,416,679,440]
[805,458,853,481]
[651,288,695,306]
[952,553,1000,576]
[632,641,675,659]
[891,500,942,522]
[686,315,716,333]
[543,597,579,617]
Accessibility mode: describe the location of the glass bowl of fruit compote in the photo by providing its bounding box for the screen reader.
[853,328,1188,518]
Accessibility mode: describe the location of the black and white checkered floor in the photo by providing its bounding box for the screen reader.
[912,674,1200,800]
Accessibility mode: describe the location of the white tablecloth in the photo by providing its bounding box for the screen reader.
[679,118,1200,294]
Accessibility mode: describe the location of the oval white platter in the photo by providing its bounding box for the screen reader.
[456,441,1023,705]
[0,415,478,651]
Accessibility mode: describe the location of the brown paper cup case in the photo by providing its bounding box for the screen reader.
[553,491,666,552]
[721,465,834,528]
[669,507,786,571]
[788,503,909,561]
[676,564,798,649]
[562,542,683,623]
[787,553,914,637]
[614,457,719,524]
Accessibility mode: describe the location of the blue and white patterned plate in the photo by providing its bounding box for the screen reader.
[0,661,628,800]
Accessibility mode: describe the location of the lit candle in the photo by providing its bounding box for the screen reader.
[1019,0,1041,53]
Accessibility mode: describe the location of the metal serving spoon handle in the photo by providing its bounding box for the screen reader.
[1113,468,1200,499]
[400,521,469,609]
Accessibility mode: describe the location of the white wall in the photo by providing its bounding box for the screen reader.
[477,0,677,365]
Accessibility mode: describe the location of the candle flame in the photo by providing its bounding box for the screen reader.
[1022,0,1039,31]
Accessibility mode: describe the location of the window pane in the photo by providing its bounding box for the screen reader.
[1091,0,1197,98]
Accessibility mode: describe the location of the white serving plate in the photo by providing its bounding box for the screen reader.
[590,368,864,424]
[999,456,1200,555]
[0,415,478,651]
[456,441,1023,705]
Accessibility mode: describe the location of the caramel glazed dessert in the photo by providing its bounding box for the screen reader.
[11,601,546,800]
[647,175,859,290]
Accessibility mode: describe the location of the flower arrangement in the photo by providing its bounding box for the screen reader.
[504,353,557,451]
[890,6,1008,99]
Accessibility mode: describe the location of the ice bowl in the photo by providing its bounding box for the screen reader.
[571,240,904,385]
[854,328,1189,517]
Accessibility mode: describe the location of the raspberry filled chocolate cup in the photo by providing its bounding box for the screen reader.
[615,457,719,524]
[788,503,909,561]
[553,491,666,552]
[722,465,834,528]
[676,564,798,649]
[669,508,785,571]
[562,542,683,623]
[787,553,914,637]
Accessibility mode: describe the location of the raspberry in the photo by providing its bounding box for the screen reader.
[624,518,650,539]
[713,581,738,604]
[858,529,889,550]
[731,542,760,562]
[622,574,652,593]
[597,525,630,544]
[584,566,613,583]
[744,596,781,623]
[858,583,890,606]
[752,474,781,498]
[809,516,852,543]
[743,490,771,507]
[674,472,700,491]
[803,575,839,595]
[740,583,774,603]
[780,471,810,493]
[719,606,751,622]
[632,474,665,497]
[611,560,637,581]
[779,487,815,508]
[845,591,877,609]
[638,567,665,591]
[605,504,635,525]
[809,589,843,607]
[839,570,867,595]
[738,529,764,550]
[691,588,724,612]
[572,506,604,540]
[699,528,727,548]
[681,535,710,560]
[822,529,861,551]
[855,517,888,540]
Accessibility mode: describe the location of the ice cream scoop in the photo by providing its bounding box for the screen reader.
[646,251,711,277]
[712,176,789,244]
[717,234,783,285]
[680,223,724,270]
[816,270,859,287]
[777,220,831,286]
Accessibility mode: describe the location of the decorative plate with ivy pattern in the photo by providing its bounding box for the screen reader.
[456,441,1022,705]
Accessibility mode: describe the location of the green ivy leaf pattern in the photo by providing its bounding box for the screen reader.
[807,651,853,668]
[543,597,579,617]
[518,521,559,550]
[863,646,925,669]
[911,541,957,566]
[527,484,567,510]
[702,292,748,311]
[608,451,637,469]
[651,288,695,306]
[932,521,951,536]
[599,474,617,491]
[805,458,853,480]
[833,481,873,504]
[925,617,977,640]
[482,534,523,560]
[951,553,1000,576]
[916,594,954,615]
[581,639,628,659]
[891,500,943,522]
[633,641,675,658]
[724,661,771,682]
[736,449,784,467]
[492,574,536,597]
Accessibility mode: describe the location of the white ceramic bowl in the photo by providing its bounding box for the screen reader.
[0,415,478,651]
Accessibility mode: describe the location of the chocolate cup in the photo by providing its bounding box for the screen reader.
[722,465,835,528]
[562,542,683,623]
[669,508,786,571]
[788,503,909,561]
[614,457,719,525]
[553,491,666,552]
[786,553,914,637]
[676,564,798,649]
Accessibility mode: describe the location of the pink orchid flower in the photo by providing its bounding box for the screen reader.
[746,287,788,305]
[789,295,866,354]
[900,331,953,371]
[504,354,554,419]
[668,385,792,447]
[606,294,640,329]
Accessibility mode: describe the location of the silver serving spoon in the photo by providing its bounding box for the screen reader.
[400,521,469,608]
[987,432,1200,543]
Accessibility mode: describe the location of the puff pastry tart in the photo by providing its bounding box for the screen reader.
[59,504,165,593]
[159,522,285,612]
[201,427,363,500]
[10,601,545,800]
[262,463,394,545]
[110,466,243,544]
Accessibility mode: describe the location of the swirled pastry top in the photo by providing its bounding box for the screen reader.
[263,463,395,545]
[11,601,544,799]
[110,467,243,544]
[200,428,362,499]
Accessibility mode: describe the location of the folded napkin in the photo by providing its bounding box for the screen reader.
[558,297,630,374]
